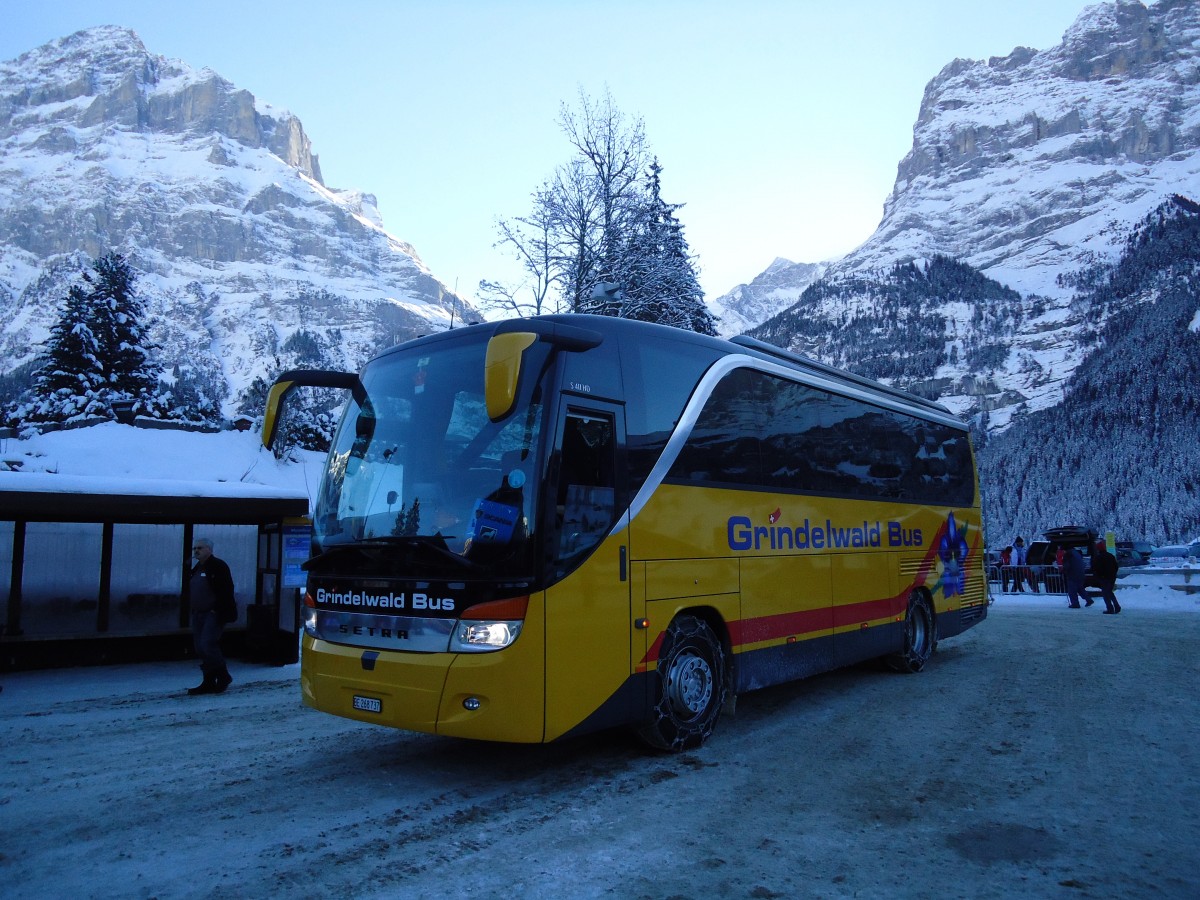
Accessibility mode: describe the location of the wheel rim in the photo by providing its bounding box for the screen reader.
[665,651,713,719]
[910,606,928,652]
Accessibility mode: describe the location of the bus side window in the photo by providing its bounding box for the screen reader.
[556,412,616,560]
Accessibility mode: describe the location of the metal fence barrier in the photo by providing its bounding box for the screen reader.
[986,564,1065,594]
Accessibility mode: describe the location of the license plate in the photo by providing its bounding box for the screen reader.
[352,695,382,714]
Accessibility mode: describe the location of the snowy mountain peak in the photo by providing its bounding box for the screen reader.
[0,25,476,420]
[1060,0,1174,75]
[1,25,321,183]
[734,0,1200,433]
[3,25,152,88]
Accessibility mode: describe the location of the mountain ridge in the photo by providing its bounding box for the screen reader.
[0,25,476,420]
[721,0,1200,442]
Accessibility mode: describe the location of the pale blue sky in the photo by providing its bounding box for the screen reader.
[4,0,1100,304]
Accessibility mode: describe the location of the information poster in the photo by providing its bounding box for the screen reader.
[283,524,312,589]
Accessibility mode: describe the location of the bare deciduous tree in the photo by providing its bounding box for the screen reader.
[480,88,716,335]
[480,186,563,318]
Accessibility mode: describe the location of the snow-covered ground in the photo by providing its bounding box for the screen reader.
[4,424,1199,897]
[2,583,1197,899]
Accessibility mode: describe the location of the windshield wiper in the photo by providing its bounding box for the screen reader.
[304,534,477,572]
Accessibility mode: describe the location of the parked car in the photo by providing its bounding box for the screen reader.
[1150,542,1200,566]
[1027,526,1098,567]
[1024,526,1098,590]
[1115,540,1152,568]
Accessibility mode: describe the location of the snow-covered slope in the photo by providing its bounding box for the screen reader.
[724,0,1200,428]
[0,26,477,416]
[866,0,1200,296]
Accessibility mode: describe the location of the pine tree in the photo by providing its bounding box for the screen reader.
[19,284,109,423]
[394,497,421,536]
[165,364,220,424]
[86,252,162,412]
[5,253,167,427]
[608,159,716,335]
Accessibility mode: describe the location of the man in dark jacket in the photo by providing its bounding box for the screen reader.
[187,537,237,695]
[1091,540,1122,615]
[1062,546,1090,609]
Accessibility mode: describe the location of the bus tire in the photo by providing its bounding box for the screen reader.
[888,590,934,673]
[638,614,728,752]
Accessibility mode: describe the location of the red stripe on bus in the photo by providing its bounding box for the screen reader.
[638,519,961,667]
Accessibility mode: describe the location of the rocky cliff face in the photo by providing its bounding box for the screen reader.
[0,26,475,416]
[726,0,1200,430]
[875,0,1200,294]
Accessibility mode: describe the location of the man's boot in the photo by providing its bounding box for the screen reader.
[187,665,217,696]
[213,664,233,694]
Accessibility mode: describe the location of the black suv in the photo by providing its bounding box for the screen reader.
[1027,526,1098,567]
[1026,526,1098,589]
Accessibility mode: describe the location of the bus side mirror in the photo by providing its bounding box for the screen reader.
[485,332,537,422]
[484,321,603,422]
[263,369,362,450]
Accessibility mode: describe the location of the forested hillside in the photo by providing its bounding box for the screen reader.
[978,197,1200,545]
[749,256,1024,388]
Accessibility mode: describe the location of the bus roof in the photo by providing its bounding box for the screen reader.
[728,334,956,420]
[381,314,962,428]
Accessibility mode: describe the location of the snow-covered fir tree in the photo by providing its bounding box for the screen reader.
[6,253,170,427]
[18,283,109,423]
[86,253,165,415]
[596,158,715,335]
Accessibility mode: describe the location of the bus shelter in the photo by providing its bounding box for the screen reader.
[0,472,310,671]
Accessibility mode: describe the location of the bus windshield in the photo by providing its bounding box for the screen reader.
[313,337,547,578]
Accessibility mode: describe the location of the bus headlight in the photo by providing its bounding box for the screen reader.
[303,592,318,637]
[449,596,529,653]
[452,620,523,651]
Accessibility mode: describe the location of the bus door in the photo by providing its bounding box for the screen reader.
[542,401,632,738]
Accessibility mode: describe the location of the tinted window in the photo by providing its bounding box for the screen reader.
[554,410,618,574]
[622,337,722,489]
[670,368,763,486]
[669,368,974,506]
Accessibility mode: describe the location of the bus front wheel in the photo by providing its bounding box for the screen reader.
[888,590,935,673]
[638,614,729,752]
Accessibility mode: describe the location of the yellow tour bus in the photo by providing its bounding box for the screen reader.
[264,314,986,750]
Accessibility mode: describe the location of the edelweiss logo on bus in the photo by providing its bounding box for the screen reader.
[933,512,970,599]
[727,509,924,552]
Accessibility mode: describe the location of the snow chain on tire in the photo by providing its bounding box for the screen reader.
[888,590,935,673]
[638,614,729,752]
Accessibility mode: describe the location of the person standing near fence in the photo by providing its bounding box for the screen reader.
[1000,545,1013,592]
[1013,537,1040,593]
[1092,540,1122,615]
[1062,545,1090,609]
